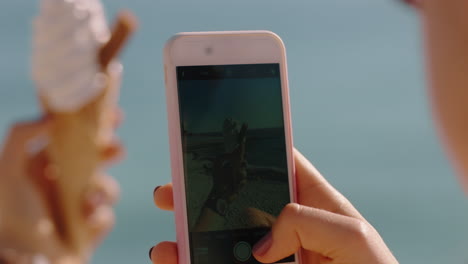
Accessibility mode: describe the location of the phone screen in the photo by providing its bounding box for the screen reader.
[177,64,294,264]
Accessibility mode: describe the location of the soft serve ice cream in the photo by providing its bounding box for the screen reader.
[32,0,112,112]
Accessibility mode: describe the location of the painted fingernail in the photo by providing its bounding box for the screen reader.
[153,186,161,195]
[253,232,273,257]
[149,246,154,260]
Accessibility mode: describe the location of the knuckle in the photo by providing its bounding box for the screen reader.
[276,203,304,228]
[282,203,303,218]
[331,196,360,218]
[275,203,301,227]
[347,218,374,245]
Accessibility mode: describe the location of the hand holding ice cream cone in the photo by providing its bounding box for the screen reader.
[0,0,137,262]
[0,116,122,264]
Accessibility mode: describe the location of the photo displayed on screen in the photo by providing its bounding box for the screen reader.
[177,64,294,264]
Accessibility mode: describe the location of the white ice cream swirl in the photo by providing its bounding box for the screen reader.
[32,0,111,112]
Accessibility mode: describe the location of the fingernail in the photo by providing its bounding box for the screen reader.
[253,232,273,257]
[153,186,161,195]
[149,246,154,260]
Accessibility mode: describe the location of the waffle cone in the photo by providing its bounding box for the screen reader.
[30,11,135,258]
[38,64,121,256]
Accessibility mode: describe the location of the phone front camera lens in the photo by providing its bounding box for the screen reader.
[205,47,213,55]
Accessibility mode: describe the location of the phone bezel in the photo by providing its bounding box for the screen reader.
[164,31,298,264]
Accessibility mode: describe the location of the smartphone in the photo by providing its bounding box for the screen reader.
[164,31,297,264]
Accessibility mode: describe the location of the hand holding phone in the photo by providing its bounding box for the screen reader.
[151,150,398,264]
[156,31,396,264]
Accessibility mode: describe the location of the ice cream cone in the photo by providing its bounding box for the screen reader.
[38,62,121,256]
[32,8,136,257]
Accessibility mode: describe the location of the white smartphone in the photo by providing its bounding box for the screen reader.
[164,31,297,264]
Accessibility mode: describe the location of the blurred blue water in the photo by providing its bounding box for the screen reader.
[1,1,467,263]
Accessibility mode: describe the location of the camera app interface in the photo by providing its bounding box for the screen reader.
[177,64,294,264]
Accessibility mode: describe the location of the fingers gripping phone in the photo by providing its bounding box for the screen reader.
[164,31,298,264]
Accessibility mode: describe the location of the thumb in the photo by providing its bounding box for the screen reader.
[252,203,373,263]
[1,116,52,160]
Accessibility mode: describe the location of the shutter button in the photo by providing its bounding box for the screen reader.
[233,241,251,262]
